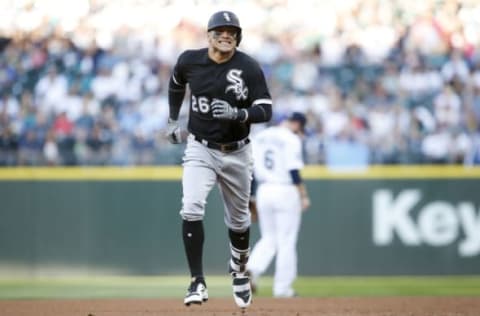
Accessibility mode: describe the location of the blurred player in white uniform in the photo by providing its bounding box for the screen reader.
[247,112,311,298]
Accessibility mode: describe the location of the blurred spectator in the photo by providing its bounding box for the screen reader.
[18,129,43,165]
[0,0,479,166]
[86,122,111,165]
[324,126,370,170]
[131,130,155,165]
[441,49,470,85]
[43,128,60,166]
[34,65,68,115]
[465,134,480,165]
[0,125,18,166]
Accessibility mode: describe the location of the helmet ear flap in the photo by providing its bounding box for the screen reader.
[236,31,242,46]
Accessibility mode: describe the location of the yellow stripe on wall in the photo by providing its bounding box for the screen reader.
[0,165,479,181]
[0,167,182,181]
[302,165,480,179]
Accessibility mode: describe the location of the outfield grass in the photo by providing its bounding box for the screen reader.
[0,276,479,299]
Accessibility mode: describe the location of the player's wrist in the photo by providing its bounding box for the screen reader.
[300,191,309,200]
[236,108,248,123]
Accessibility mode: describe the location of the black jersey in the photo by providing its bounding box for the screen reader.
[172,48,272,143]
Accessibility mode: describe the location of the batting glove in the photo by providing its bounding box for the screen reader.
[211,99,238,120]
[166,118,182,144]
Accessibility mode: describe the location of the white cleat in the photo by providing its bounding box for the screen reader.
[232,272,252,308]
[184,279,208,306]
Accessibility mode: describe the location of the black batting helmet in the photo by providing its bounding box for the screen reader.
[207,11,242,45]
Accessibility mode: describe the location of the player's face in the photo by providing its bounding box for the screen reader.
[208,27,238,53]
[292,122,305,137]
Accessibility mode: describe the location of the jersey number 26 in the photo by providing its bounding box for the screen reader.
[191,95,210,114]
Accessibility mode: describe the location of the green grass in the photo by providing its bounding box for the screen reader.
[0,276,479,299]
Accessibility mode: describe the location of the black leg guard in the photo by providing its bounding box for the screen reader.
[228,228,250,274]
[228,228,250,250]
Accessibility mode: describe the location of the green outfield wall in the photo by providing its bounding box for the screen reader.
[1,166,479,276]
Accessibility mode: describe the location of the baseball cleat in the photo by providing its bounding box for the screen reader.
[232,272,252,308]
[184,278,208,306]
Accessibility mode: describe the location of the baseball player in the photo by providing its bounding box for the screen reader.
[247,112,310,298]
[166,11,272,309]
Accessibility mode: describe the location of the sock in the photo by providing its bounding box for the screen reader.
[228,228,250,273]
[182,220,204,279]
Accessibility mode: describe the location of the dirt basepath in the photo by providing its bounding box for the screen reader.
[1,297,479,316]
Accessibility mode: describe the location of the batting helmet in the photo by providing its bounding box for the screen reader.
[207,11,242,45]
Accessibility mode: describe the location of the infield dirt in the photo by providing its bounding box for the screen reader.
[1,297,479,316]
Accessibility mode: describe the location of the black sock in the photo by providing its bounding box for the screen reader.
[182,220,204,279]
[228,228,250,251]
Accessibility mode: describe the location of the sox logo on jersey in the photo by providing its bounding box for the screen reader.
[226,69,248,100]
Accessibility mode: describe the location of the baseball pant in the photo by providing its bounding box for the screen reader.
[180,134,253,232]
[248,183,301,297]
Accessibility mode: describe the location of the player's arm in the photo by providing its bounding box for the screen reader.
[290,169,310,211]
[168,72,186,121]
[239,63,272,123]
[211,98,272,123]
[236,99,272,123]
[166,55,187,143]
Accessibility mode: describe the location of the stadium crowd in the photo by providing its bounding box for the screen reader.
[1,0,480,166]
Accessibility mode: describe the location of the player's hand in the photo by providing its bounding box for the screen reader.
[301,196,311,211]
[166,118,182,144]
[211,99,238,120]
